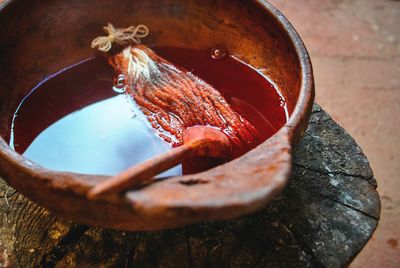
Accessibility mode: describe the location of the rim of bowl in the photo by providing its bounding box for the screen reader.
[0,0,314,183]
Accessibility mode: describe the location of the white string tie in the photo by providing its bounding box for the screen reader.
[91,23,149,52]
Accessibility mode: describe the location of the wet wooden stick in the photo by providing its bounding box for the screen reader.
[87,126,231,200]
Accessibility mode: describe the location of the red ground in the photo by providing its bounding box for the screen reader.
[269,0,400,266]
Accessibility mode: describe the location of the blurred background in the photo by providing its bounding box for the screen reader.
[269,0,399,266]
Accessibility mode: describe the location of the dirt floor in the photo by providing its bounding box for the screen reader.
[269,0,400,266]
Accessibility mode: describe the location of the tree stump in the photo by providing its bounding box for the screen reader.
[0,105,380,268]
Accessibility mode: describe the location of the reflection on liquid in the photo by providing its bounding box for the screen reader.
[23,95,182,176]
[10,47,288,176]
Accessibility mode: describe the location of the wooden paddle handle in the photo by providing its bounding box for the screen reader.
[87,142,195,200]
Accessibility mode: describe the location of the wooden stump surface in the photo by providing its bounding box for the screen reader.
[0,105,380,268]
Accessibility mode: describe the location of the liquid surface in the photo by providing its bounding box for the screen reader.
[9,47,288,176]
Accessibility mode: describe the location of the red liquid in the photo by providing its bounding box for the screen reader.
[9,47,288,176]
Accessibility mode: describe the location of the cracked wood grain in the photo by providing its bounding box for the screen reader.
[0,105,380,267]
[38,225,89,267]
[293,163,374,182]
[320,194,379,220]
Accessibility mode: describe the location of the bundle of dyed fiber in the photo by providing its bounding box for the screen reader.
[92,24,262,157]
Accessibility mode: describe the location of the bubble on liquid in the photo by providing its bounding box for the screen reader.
[211,48,228,60]
[279,97,286,107]
[113,74,127,93]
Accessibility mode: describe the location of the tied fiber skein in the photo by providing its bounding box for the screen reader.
[92,24,262,156]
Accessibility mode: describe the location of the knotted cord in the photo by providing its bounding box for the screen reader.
[91,23,149,52]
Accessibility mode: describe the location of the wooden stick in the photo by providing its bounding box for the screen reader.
[87,126,231,200]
